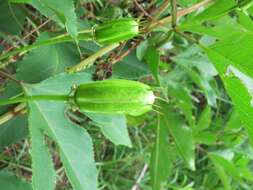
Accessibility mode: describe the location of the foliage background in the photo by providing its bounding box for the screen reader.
[1,0,253,190]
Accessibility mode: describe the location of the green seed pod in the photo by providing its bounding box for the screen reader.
[74,79,155,116]
[94,18,139,45]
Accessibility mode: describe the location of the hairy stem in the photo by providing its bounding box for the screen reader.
[67,43,120,73]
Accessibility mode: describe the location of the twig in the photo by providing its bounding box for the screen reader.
[171,0,177,28]
[0,70,21,85]
[5,19,51,53]
[149,0,213,29]
[133,0,170,30]
[111,41,141,64]
[131,164,148,190]
[152,0,170,17]
[0,103,26,126]
[0,159,32,172]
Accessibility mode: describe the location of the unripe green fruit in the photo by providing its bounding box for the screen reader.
[94,18,139,45]
[74,79,155,116]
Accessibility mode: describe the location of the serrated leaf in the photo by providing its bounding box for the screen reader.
[28,114,55,190]
[24,72,98,190]
[206,38,253,142]
[150,113,172,190]
[16,33,80,83]
[43,0,78,39]
[0,171,32,190]
[207,33,253,78]
[15,0,78,38]
[160,102,195,170]
[85,113,132,147]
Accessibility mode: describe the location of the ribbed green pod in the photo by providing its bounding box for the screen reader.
[74,79,155,116]
[94,18,139,45]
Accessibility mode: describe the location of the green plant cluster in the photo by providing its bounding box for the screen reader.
[1,0,253,190]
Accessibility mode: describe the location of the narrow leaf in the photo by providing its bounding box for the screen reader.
[160,102,195,170]
[28,111,56,190]
[150,114,172,190]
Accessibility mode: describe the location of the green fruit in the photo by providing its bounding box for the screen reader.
[74,79,155,116]
[94,18,139,44]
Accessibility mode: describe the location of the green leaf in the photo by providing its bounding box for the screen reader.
[167,84,195,127]
[150,113,173,190]
[178,0,199,7]
[186,0,236,23]
[209,150,251,188]
[194,131,217,145]
[85,113,132,147]
[209,153,232,190]
[236,11,253,32]
[144,45,160,83]
[226,111,244,130]
[136,40,148,61]
[28,114,55,190]
[112,51,151,79]
[223,73,253,141]
[44,0,78,39]
[0,1,26,34]
[0,115,28,149]
[177,60,217,107]
[24,72,98,190]
[160,102,195,170]
[17,0,78,38]
[206,39,253,141]
[234,139,253,160]
[16,33,80,83]
[0,171,32,190]
[207,33,253,78]
[196,106,212,130]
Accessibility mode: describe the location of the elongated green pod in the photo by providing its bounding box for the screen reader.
[74,79,155,116]
[94,18,139,45]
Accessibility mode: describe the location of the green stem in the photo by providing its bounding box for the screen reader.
[67,42,120,73]
[0,95,71,106]
[0,29,93,63]
[170,0,177,28]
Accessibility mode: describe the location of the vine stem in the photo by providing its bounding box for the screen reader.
[0,95,71,106]
[0,29,93,66]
